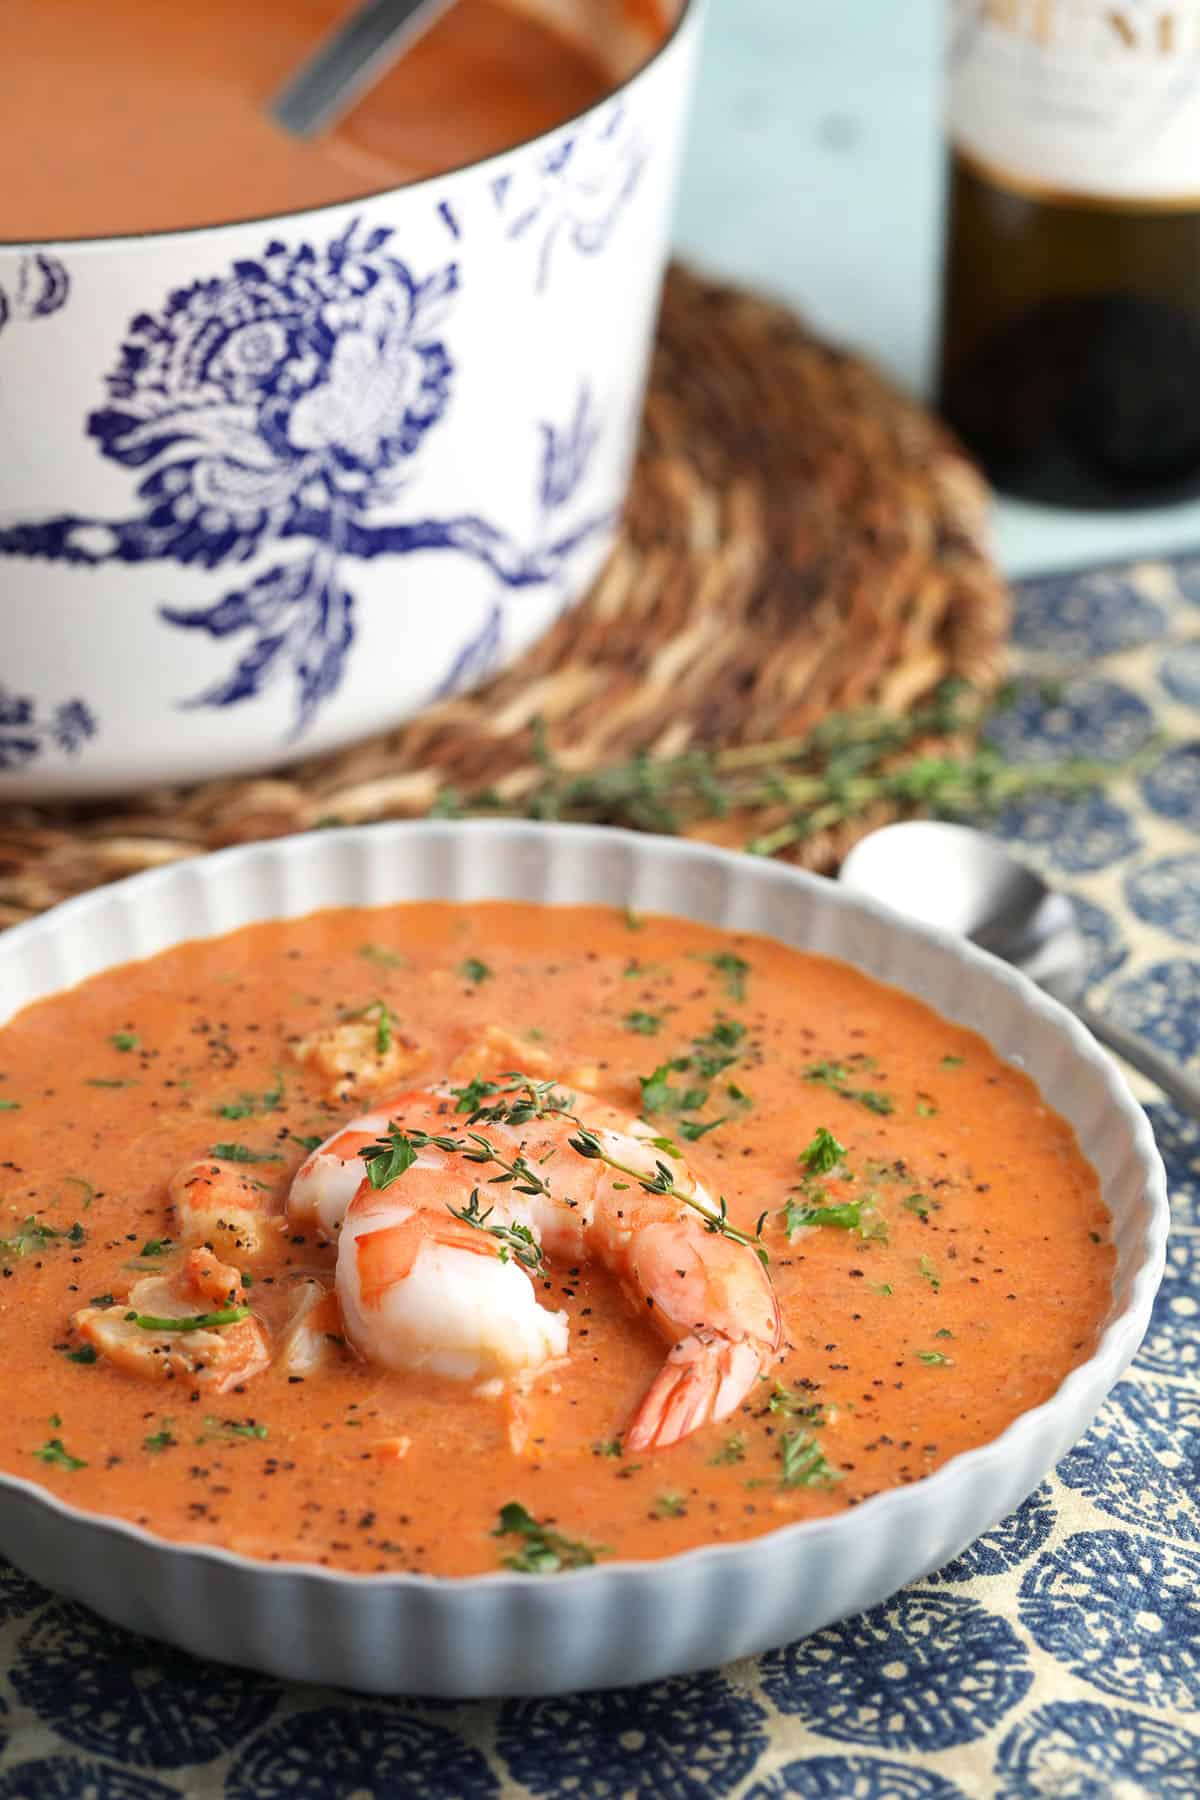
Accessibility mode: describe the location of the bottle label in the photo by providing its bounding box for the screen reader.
[949,1,1200,205]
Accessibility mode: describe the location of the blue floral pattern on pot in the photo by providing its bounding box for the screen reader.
[3,558,1200,1797]
[0,688,97,772]
[494,100,647,293]
[0,220,613,737]
[0,253,69,335]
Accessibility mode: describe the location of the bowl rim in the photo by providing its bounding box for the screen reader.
[2,0,700,254]
[0,818,1169,1591]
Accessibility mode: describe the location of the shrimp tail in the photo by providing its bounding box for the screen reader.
[624,1333,764,1452]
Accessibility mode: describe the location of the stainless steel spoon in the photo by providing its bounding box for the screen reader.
[270,0,459,139]
[839,818,1200,1118]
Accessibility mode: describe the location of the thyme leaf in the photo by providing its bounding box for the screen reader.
[447,1188,547,1275]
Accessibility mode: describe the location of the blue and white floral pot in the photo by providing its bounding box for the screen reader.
[0,5,701,797]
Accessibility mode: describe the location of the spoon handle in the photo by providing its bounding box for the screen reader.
[271,0,457,139]
[1071,998,1200,1120]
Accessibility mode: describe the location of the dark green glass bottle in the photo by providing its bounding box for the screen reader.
[937,2,1200,510]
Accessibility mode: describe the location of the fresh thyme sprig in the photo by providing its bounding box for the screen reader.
[424,683,1152,853]
[447,1188,547,1275]
[358,1098,769,1264]
[566,1125,769,1265]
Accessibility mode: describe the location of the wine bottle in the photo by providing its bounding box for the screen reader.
[937,1,1200,510]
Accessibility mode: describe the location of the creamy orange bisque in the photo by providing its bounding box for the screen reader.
[0,901,1112,1574]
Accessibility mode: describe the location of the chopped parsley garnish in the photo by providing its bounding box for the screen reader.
[0,1217,85,1259]
[800,1126,848,1175]
[210,1143,284,1164]
[638,1059,708,1117]
[677,1115,727,1141]
[216,1073,286,1119]
[458,957,492,986]
[916,1100,939,1118]
[623,1010,661,1036]
[652,1491,687,1518]
[766,1384,826,1422]
[698,952,751,1001]
[690,1018,746,1079]
[61,1344,98,1365]
[934,1327,954,1339]
[143,1419,177,1453]
[493,1501,606,1573]
[903,1193,931,1221]
[447,1189,547,1275]
[201,1416,268,1442]
[90,1292,115,1308]
[126,1306,250,1333]
[918,1253,941,1292]
[708,1432,747,1466]
[86,1078,137,1089]
[779,1429,840,1489]
[917,1349,953,1366]
[782,1196,865,1235]
[111,1032,140,1052]
[593,1439,623,1459]
[804,1061,893,1115]
[941,1054,965,1068]
[33,1436,87,1471]
[358,942,405,967]
[138,1238,171,1258]
[289,1134,325,1154]
[871,1282,894,1296]
[634,1021,747,1135]
[0,1100,19,1112]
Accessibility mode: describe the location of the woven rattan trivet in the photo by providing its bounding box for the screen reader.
[0,265,1009,929]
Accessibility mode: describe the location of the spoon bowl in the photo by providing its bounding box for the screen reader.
[840,818,1199,1117]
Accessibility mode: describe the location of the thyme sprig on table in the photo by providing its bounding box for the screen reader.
[424,683,1149,854]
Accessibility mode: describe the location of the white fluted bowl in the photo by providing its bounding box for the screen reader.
[0,822,1168,1695]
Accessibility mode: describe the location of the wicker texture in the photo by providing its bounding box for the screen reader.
[0,266,1009,927]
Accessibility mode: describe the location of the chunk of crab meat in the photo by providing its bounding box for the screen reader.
[277,1280,342,1378]
[295,1015,427,1102]
[447,1025,552,1083]
[168,1157,282,1259]
[71,1247,269,1392]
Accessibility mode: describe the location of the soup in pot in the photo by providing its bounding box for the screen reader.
[4,0,674,240]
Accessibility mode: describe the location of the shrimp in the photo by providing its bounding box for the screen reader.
[168,1157,282,1258]
[335,1084,781,1448]
[289,1105,406,1238]
[72,1247,269,1392]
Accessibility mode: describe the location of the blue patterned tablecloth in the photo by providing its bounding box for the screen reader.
[0,557,1198,1799]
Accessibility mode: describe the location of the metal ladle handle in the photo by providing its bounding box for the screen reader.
[270,0,459,139]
